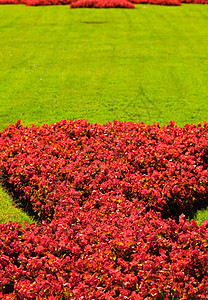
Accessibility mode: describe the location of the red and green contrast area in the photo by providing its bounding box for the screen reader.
[130,0,180,5]
[0,119,208,299]
[70,0,135,8]
[1,0,208,6]
[25,0,73,5]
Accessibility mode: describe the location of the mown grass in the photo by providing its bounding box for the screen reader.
[193,207,208,226]
[0,4,208,225]
[1,5,208,130]
[0,186,36,225]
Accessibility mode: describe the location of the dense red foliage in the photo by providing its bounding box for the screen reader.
[0,0,20,4]
[130,0,181,5]
[2,0,208,6]
[181,0,208,3]
[1,120,208,221]
[0,119,208,299]
[25,0,74,6]
[0,210,208,299]
[70,0,135,8]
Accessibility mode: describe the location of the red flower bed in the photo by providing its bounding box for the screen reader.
[2,0,208,6]
[70,0,136,8]
[1,120,208,221]
[130,0,181,6]
[25,0,74,6]
[0,0,21,4]
[181,0,208,3]
[0,119,208,298]
[0,209,208,299]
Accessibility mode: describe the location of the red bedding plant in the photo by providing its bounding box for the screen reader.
[0,207,208,299]
[129,0,181,6]
[0,119,208,298]
[181,0,208,3]
[70,0,136,8]
[1,120,208,221]
[0,0,21,4]
[25,0,74,6]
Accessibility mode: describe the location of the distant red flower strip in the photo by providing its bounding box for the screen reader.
[181,0,208,3]
[0,0,20,3]
[2,0,208,5]
[70,0,135,8]
[130,0,181,6]
[25,0,74,6]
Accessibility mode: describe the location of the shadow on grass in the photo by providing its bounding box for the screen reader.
[0,175,39,225]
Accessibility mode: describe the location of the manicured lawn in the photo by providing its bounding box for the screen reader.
[0,4,208,225]
[0,5,208,131]
[0,186,36,225]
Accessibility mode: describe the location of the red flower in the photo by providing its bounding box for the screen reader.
[70,0,135,8]
[150,287,159,298]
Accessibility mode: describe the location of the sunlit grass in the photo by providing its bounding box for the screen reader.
[0,5,208,131]
[0,185,36,226]
[193,206,208,226]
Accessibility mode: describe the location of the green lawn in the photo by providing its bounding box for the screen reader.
[0,186,36,225]
[0,4,208,225]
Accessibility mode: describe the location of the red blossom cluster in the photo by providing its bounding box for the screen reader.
[129,0,181,5]
[1,120,208,221]
[0,0,75,5]
[181,0,208,3]
[24,0,74,6]
[0,210,208,299]
[70,0,135,8]
[0,119,208,299]
[0,0,20,4]
[1,0,208,6]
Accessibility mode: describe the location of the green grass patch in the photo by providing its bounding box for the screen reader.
[0,4,208,224]
[193,206,208,226]
[0,5,208,130]
[0,185,36,226]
